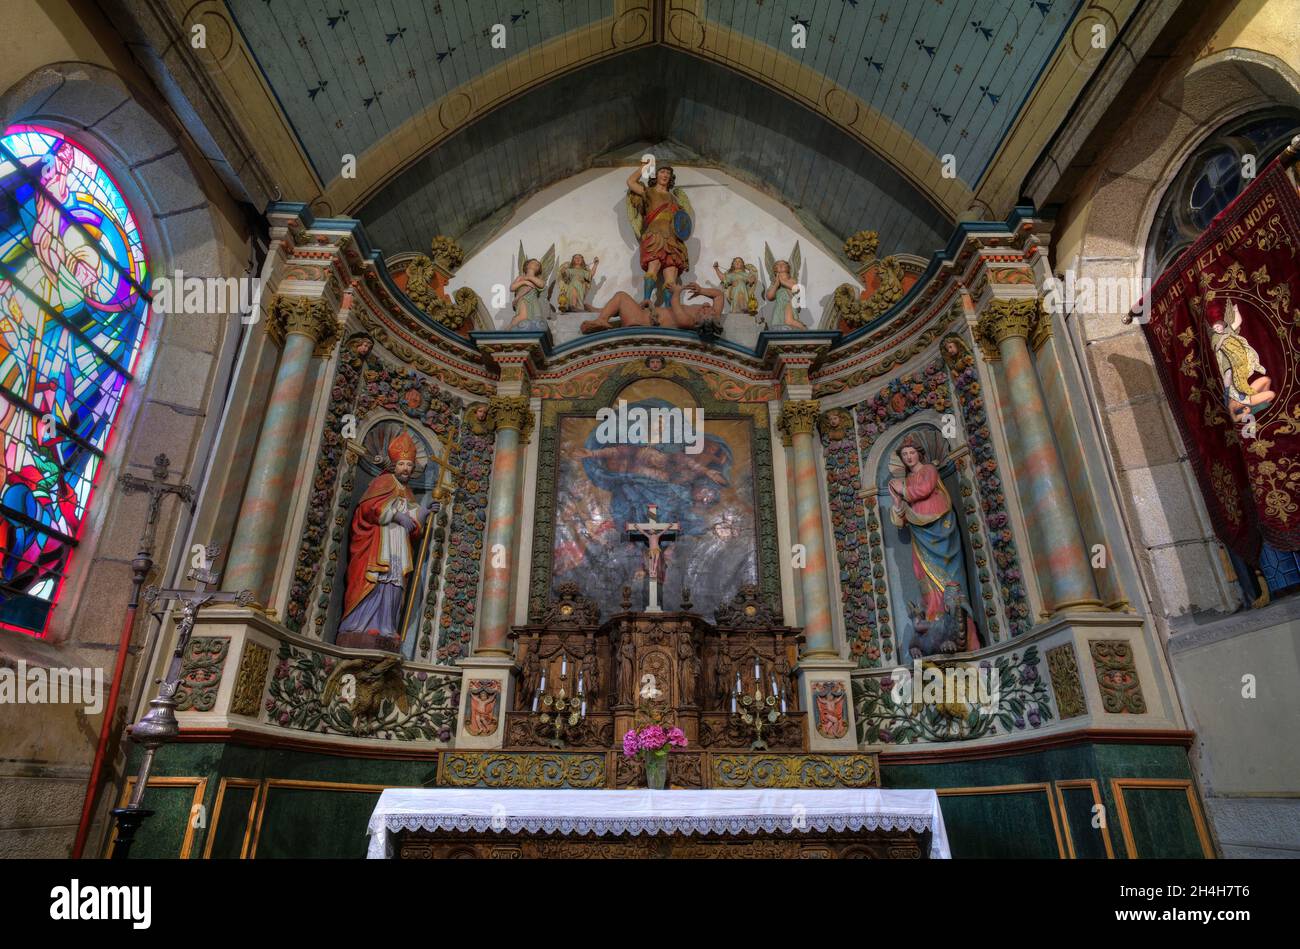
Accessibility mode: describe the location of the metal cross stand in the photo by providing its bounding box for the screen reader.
[108,544,252,859]
[73,454,194,859]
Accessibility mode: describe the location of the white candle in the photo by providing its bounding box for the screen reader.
[730,692,737,713]
[780,694,787,714]
[531,692,539,712]
[539,673,547,692]
[770,673,779,696]
[735,672,741,692]
[561,656,567,677]
[753,658,760,680]
[580,699,587,717]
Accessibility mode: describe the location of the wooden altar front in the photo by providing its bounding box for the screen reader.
[393,828,930,859]
[506,584,807,757]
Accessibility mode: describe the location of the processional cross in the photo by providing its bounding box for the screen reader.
[111,544,253,858]
[625,504,678,613]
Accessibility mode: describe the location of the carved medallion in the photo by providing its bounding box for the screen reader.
[1089,640,1147,714]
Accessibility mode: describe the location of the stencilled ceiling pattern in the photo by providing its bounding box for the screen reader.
[357,47,954,260]
[226,0,611,181]
[211,0,1116,257]
[694,0,1083,187]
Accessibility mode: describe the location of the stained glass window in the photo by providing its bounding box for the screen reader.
[0,125,150,635]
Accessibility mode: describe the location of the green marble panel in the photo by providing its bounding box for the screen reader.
[1121,786,1208,859]
[121,783,198,859]
[207,785,256,859]
[254,786,384,859]
[938,788,1061,859]
[1058,785,1110,859]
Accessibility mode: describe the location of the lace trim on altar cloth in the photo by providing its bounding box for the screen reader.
[367,813,937,858]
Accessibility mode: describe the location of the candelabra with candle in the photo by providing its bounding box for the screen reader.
[530,653,587,749]
[730,656,788,751]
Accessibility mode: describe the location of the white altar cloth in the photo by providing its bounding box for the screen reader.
[366,787,950,858]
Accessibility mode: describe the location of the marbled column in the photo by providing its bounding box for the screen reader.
[476,396,534,654]
[976,298,1102,612]
[225,296,339,599]
[779,400,836,656]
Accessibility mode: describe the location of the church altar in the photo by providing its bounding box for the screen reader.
[365,787,950,859]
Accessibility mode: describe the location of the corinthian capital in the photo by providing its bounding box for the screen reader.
[267,295,340,358]
[974,298,1044,361]
[778,399,821,443]
[488,396,535,444]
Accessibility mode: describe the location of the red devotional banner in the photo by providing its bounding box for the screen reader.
[1139,153,1300,562]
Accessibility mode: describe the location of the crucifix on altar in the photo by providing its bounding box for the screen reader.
[625,504,678,613]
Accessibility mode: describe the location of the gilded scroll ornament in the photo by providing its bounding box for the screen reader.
[1089,640,1148,714]
[1045,643,1087,719]
[230,640,271,717]
[174,637,229,712]
[439,751,607,788]
[711,753,879,788]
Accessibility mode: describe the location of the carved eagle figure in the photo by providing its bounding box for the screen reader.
[322,655,411,725]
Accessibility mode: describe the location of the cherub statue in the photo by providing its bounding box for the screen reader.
[508,241,556,329]
[1211,300,1275,421]
[626,157,694,307]
[713,257,758,314]
[556,253,599,311]
[763,242,808,330]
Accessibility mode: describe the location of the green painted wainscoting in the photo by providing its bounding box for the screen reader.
[117,740,1211,858]
[118,742,436,859]
[882,742,1214,859]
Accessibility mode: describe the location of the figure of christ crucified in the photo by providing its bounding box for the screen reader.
[625,504,679,613]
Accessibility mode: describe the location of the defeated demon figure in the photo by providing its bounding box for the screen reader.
[580,283,724,334]
[907,583,977,658]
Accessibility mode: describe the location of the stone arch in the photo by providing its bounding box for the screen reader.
[0,60,246,646]
[1067,48,1300,619]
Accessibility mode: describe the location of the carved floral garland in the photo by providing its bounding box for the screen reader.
[819,421,882,668]
[851,646,1054,744]
[437,427,493,662]
[944,349,1031,636]
[264,643,458,741]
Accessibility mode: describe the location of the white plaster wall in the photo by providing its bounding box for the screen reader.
[454,166,859,334]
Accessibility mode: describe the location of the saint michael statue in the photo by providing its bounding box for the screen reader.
[626,158,694,307]
[337,430,428,653]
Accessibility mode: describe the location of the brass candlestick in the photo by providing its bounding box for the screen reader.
[730,660,788,751]
[531,659,587,749]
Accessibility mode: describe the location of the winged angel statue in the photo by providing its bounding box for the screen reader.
[762,241,808,330]
[508,240,556,329]
[626,156,695,307]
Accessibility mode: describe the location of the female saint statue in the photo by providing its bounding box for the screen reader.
[887,435,979,651]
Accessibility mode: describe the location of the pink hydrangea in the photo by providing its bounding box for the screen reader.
[622,729,639,757]
[638,724,667,750]
[667,727,687,748]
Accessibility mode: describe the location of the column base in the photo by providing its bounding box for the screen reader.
[796,656,859,752]
[454,656,517,750]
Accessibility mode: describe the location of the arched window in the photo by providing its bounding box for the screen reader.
[0,126,151,635]
[1147,108,1300,604]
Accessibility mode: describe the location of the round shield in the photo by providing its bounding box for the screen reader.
[673,208,692,240]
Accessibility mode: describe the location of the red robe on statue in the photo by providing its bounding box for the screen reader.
[342,472,420,620]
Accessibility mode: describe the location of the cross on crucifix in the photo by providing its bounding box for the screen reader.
[625,504,678,613]
[142,543,254,705]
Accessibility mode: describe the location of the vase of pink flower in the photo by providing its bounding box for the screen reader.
[622,724,687,789]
